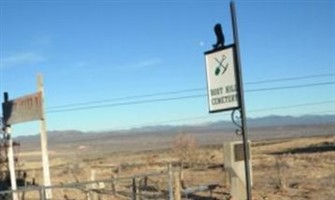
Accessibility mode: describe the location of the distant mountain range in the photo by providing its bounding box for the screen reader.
[14,114,335,152]
[247,114,335,127]
[16,114,335,139]
[120,114,335,134]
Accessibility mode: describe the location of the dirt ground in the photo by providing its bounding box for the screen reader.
[17,134,335,200]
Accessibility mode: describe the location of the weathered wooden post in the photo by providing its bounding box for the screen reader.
[40,186,46,200]
[2,93,18,200]
[132,177,137,200]
[6,128,18,200]
[168,163,174,200]
[37,75,52,199]
[89,169,98,200]
[2,74,52,199]
[143,176,148,189]
[179,163,185,189]
[85,191,91,200]
[173,171,181,200]
[111,174,116,196]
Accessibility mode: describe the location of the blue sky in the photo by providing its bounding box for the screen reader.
[1,0,334,135]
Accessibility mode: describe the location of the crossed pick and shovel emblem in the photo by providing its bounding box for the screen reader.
[214,55,228,76]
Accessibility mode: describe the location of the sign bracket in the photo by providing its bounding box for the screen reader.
[231,109,242,135]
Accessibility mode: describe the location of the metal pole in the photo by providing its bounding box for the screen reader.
[230,1,252,200]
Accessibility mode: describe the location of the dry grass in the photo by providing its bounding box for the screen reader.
[16,134,335,199]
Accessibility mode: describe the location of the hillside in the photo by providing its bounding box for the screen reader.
[15,114,335,153]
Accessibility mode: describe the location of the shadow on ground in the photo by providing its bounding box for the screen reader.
[271,142,335,155]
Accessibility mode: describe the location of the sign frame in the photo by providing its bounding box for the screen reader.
[204,44,240,113]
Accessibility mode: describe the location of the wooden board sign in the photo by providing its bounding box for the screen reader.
[3,92,43,125]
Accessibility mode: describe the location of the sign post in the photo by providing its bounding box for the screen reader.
[37,74,52,199]
[2,74,52,199]
[230,2,252,199]
[204,1,252,199]
[2,93,18,200]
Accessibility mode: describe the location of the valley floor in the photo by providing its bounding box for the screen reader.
[17,134,335,199]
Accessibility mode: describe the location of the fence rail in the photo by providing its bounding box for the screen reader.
[0,170,173,200]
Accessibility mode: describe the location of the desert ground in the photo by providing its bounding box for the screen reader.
[14,126,335,200]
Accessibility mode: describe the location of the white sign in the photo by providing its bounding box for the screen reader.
[3,92,43,125]
[205,46,239,112]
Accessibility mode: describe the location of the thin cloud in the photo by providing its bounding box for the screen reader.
[131,58,162,69]
[59,61,90,75]
[57,58,163,76]
[0,52,45,69]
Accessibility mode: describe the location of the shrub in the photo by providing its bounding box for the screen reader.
[172,133,198,166]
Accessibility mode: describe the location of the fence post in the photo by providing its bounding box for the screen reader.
[168,163,174,200]
[85,191,91,200]
[180,163,185,189]
[22,190,26,200]
[111,174,116,195]
[173,172,181,200]
[143,176,148,188]
[90,169,98,200]
[132,177,137,200]
[39,186,46,200]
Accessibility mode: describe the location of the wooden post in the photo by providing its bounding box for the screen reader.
[179,164,185,189]
[91,169,95,181]
[37,74,52,199]
[86,192,92,200]
[138,178,142,200]
[111,174,116,195]
[6,127,19,200]
[90,169,98,200]
[132,177,137,200]
[39,186,46,200]
[168,163,174,200]
[173,172,181,200]
[143,176,148,188]
[3,93,18,200]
